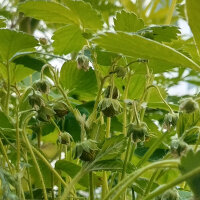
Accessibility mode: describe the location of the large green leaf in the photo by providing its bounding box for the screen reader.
[0,29,38,61]
[52,25,86,55]
[96,134,127,161]
[0,111,13,129]
[186,0,200,56]
[19,0,103,30]
[114,10,144,32]
[60,61,97,100]
[93,32,200,72]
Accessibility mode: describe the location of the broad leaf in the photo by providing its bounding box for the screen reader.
[96,134,127,161]
[138,25,180,42]
[186,0,200,55]
[60,61,97,100]
[114,10,144,32]
[93,32,200,72]
[0,16,6,28]
[0,29,38,61]
[19,0,103,30]
[52,25,86,55]
[0,111,13,129]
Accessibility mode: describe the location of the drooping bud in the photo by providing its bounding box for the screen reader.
[104,86,119,99]
[33,80,50,94]
[161,189,179,200]
[58,132,72,145]
[98,98,122,117]
[171,139,189,157]
[53,101,68,118]
[163,113,178,130]
[127,122,148,143]
[37,105,55,122]
[77,55,90,71]
[115,66,127,78]
[73,139,99,162]
[28,92,44,109]
[179,98,199,113]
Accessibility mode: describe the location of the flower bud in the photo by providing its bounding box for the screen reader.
[104,86,119,99]
[37,105,55,122]
[28,92,44,109]
[33,80,50,94]
[58,132,72,145]
[98,98,122,117]
[163,113,178,130]
[171,139,189,157]
[179,98,199,113]
[127,122,148,143]
[161,189,179,200]
[77,55,90,71]
[115,66,127,78]
[53,101,68,118]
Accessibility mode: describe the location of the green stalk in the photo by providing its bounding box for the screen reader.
[89,172,94,200]
[22,113,48,200]
[121,136,131,180]
[122,72,132,135]
[165,0,177,24]
[5,61,10,115]
[136,131,170,168]
[143,164,200,200]
[103,160,179,200]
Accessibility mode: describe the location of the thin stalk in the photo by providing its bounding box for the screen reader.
[123,72,132,135]
[51,173,55,200]
[136,131,170,168]
[102,171,109,199]
[147,85,174,114]
[103,160,178,200]
[128,143,136,162]
[165,0,177,25]
[89,172,94,200]
[143,164,200,200]
[121,136,131,180]
[5,61,10,115]
[22,113,48,200]
[0,138,12,172]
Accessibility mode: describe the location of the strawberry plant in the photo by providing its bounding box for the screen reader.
[1,0,200,199]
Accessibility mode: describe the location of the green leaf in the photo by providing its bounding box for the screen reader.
[186,0,200,55]
[138,25,181,42]
[19,1,74,24]
[96,134,127,161]
[179,150,200,197]
[0,29,38,61]
[114,10,144,32]
[52,25,86,55]
[55,160,102,187]
[93,32,200,72]
[0,111,13,129]
[0,16,6,28]
[60,61,97,100]
[19,0,103,30]
[12,55,45,72]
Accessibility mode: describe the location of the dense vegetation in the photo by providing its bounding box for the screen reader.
[1,0,200,199]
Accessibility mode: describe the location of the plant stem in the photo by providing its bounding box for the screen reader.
[121,136,131,180]
[103,160,179,200]
[89,172,94,200]
[22,113,48,200]
[136,131,170,168]
[165,0,177,24]
[5,61,10,115]
[147,85,174,114]
[143,164,200,200]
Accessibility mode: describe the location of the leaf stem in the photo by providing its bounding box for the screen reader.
[165,0,177,24]
[89,172,94,200]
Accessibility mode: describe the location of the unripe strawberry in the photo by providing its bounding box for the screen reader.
[28,92,44,109]
[115,66,127,78]
[33,80,50,94]
[58,132,72,145]
[77,55,90,71]
[53,101,68,118]
[163,113,178,130]
[171,139,189,157]
[37,105,55,122]
[179,98,199,113]
[73,139,99,162]
[127,122,148,143]
[98,98,122,117]
[104,86,119,99]
[161,189,179,200]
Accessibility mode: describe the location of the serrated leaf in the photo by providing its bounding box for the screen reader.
[96,134,127,161]
[55,160,102,187]
[179,150,200,197]
[19,0,103,30]
[138,25,180,42]
[186,0,200,56]
[114,10,144,32]
[52,25,86,55]
[0,29,38,61]
[60,61,97,101]
[93,32,200,72]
